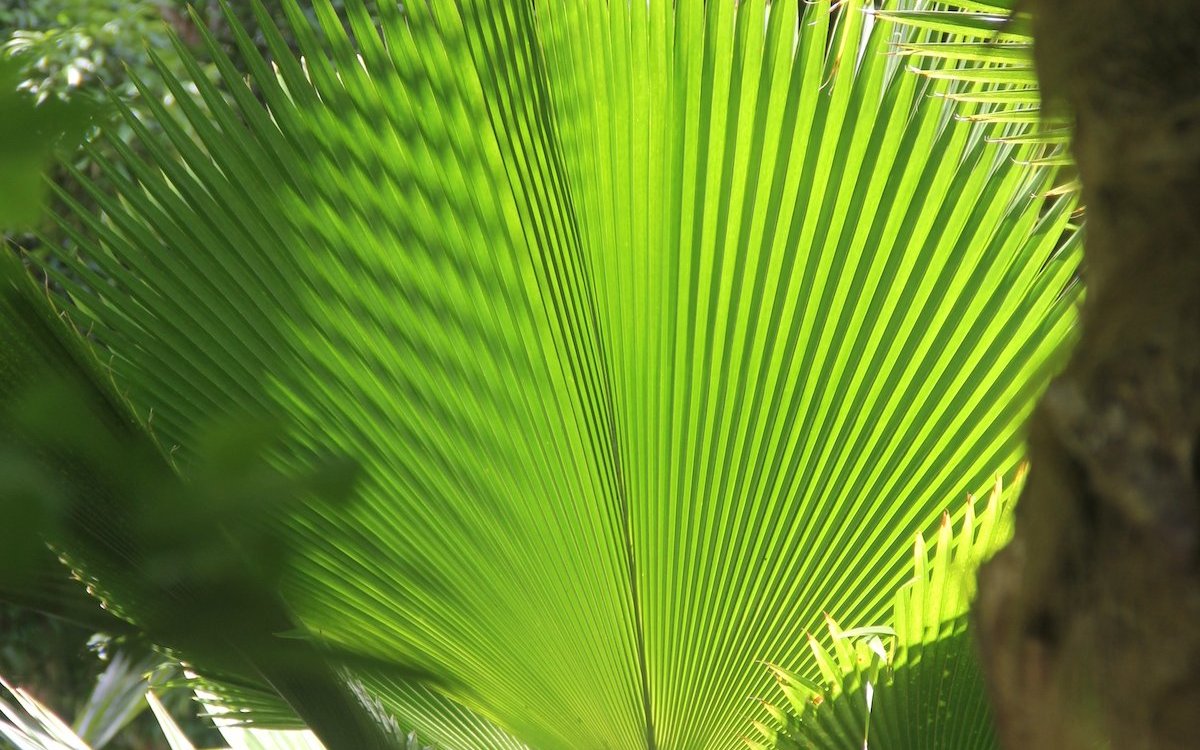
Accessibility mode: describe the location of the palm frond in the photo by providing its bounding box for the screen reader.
[750,474,1015,749]
[876,1,1075,198]
[0,248,410,750]
[2,0,1084,747]
[150,687,438,750]
[72,649,164,749]
[0,675,92,750]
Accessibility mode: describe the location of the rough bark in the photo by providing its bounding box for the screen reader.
[975,2,1200,748]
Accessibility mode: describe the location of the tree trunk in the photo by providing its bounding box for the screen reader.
[975,2,1200,748]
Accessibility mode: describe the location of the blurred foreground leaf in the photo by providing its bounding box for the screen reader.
[0,58,99,229]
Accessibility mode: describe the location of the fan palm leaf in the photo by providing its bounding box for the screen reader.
[2,0,1080,747]
[750,475,1015,750]
[875,1,1074,172]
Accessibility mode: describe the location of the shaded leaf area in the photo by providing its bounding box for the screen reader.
[0,58,101,229]
[10,0,1081,748]
[0,607,101,725]
[0,250,414,750]
[751,479,1013,750]
[70,648,164,749]
[1,0,216,270]
[0,608,216,750]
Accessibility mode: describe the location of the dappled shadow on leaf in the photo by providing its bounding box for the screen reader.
[0,251,430,748]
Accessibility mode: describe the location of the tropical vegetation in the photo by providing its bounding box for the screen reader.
[0,0,1081,748]
[749,476,1014,750]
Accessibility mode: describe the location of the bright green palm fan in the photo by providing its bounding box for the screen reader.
[747,474,1016,750]
[0,0,1079,748]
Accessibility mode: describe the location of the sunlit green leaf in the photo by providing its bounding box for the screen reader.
[750,476,1017,750]
[4,0,1081,747]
